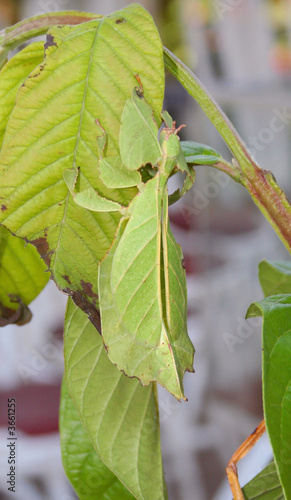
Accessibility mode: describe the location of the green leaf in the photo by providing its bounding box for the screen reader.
[0,226,48,326]
[120,88,162,170]
[60,377,135,500]
[64,298,167,500]
[0,42,45,148]
[0,4,164,326]
[181,140,221,165]
[259,260,291,297]
[242,461,284,500]
[99,175,194,400]
[247,295,291,498]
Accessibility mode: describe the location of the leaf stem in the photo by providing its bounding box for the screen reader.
[164,47,291,254]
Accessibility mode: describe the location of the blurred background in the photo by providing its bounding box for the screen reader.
[0,0,291,499]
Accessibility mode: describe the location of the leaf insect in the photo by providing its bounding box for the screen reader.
[65,80,197,399]
[98,87,196,400]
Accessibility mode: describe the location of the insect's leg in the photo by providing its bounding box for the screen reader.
[134,73,143,95]
[226,419,266,500]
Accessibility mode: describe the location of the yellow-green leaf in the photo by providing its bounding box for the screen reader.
[0,42,45,148]
[0,4,164,327]
[0,226,48,325]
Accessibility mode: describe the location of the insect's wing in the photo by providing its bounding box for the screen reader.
[98,156,141,188]
[98,175,194,400]
[120,89,162,170]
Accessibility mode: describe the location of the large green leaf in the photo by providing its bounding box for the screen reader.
[242,461,284,500]
[60,377,135,500]
[64,298,167,500]
[0,226,48,325]
[99,173,194,400]
[0,4,164,328]
[247,295,291,499]
[0,42,45,148]
[259,260,291,297]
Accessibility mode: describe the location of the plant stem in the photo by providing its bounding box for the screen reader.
[164,47,291,254]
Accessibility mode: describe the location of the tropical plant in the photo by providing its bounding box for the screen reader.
[0,4,290,499]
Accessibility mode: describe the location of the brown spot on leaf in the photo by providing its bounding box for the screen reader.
[1,204,7,211]
[115,17,126,24]
[0,297,32,327]
[63,287,101,333]
[80,280,99,300]
[62,275,71,285]
[44,34,57,51]
[30,236,53,268]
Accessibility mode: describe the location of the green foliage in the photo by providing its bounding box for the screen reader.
[120,88,162,170]
[60,378,135,500]
[0,226,48,325]
[97,87,194,400]
[181,140,221,165]
[64,298,167,499]
[242,461,284,500]
[0,42,45,148]
[258,260,291,297]
[99,174,194,400]
[248,259,291,499]
[0,4,164,328]
[0,3,291,500]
